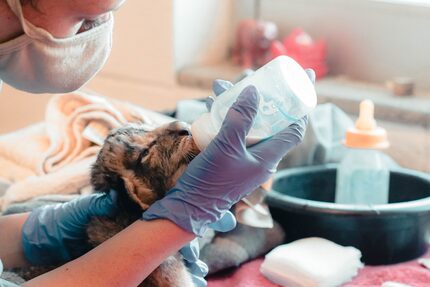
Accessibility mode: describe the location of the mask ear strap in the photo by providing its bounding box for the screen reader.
[6,0,52,40]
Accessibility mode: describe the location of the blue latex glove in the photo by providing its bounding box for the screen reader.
[179,211,236,287]
[22,191,118,266]
[180,69,314,286]
[144,88,307,284]
[143,87,308,234]
[143,71,311,236]
[147,69,314,286]
[180,239,208,287]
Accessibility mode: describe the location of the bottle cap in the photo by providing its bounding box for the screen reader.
[190,113,217,151]
[345,100,389,149]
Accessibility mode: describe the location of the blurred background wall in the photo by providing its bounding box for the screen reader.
[232,0,430,90]
[1,0,429,133]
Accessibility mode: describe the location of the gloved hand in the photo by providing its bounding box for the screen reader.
[179,212,236,287]
[182,69,315,286]
[149,69,314,286]
[22,191,118,266]
[180,239,208,287]
[143,86,308,235]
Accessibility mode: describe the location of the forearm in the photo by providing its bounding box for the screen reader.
[0,213,30,268]
[24,219,195,287]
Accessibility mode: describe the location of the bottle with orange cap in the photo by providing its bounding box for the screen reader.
[335,100,390,205]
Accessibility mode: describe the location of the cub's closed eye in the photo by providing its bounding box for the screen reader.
[136,141,156,164]
[134,148,149,167]
[138,149,149,161]
[141,149,149,157]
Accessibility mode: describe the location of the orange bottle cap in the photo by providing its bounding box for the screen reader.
[344,100,389,149]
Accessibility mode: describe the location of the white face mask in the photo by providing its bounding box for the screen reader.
[0,0,113,93]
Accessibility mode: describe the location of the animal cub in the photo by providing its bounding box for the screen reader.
[87,121,200,287]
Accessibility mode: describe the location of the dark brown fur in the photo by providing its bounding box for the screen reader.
[87,121,200,287]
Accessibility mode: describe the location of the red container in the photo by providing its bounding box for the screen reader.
[269,28,328,79]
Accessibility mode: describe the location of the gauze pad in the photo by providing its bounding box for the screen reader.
[260,237,363,287]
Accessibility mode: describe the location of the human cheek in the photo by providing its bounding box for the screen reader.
[21,3,84,38]
[73,0,127,18]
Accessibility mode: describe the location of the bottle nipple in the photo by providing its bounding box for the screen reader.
[355,100,377,131]
[344,100,389,149]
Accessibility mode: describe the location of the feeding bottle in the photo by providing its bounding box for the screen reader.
[191,56,317,151]
[335,100,390,205]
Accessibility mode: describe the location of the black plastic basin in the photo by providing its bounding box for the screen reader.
[267,164,430,265]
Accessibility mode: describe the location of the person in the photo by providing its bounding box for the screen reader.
[0,0,311,286]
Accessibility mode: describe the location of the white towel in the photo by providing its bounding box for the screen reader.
[260,237,363,287]
[0,157,93,210]
[0,123,47,178]
[42,92,130,174]
[0,91,174,211]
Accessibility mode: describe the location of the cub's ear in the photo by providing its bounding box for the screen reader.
[122,172,157,210]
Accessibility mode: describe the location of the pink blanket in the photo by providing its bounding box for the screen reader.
[208,248,430,287]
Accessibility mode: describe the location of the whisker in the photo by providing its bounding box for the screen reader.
[184,151,198,163]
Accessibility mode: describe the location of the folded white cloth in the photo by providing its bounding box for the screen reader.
[260,237,363,287]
